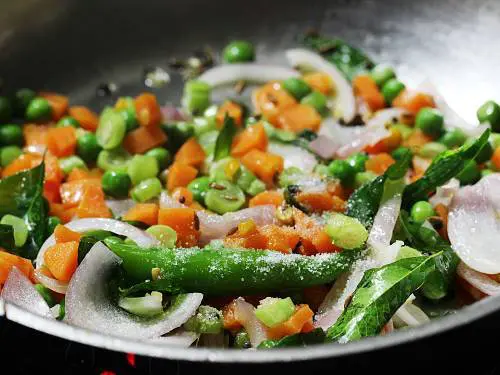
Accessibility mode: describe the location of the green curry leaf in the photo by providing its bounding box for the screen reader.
[214,115,237,161]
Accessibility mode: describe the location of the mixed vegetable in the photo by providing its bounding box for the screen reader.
[1,32,500,350]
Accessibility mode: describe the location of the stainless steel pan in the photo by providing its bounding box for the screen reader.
[1,0,499,362]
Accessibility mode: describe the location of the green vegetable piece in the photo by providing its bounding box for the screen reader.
[209,157,239,182]
[326,254,438,342]
[390,124,413,140]
[235,165,256,192]
[482,169,494,177]
[410,201,435,223]
[146,225,177,247]
[234,330,251,349]
[59,156,87,175]
[47,216,61,235]
[381,79,405,104]
[214,116,237,161]
[204,180,245,214]
[130,177,162,202]
[477,100,500,132]
[347,152,368,173]
[439,129,467,148]
[193,116,216,137]
[418,142,447,158]
[354,171,377,188]
[1,214,28,247]
[0,145,22,167]
[14,89,35,116]
[391,146,412,161]
[34,284,57,307]
[370,63,396,87]
[328,159,356,185]
[102,171,132,198]
[97,148,132,173]
[282,78,312,100]
[255,297,295,328]
[278,167,304,188]
[0,97,13,123]
[184,305,223,334]
[57,116,80,128]
[118,291,163,317]
[107,242,358,295]
[301,91,328,114]
[223,40,255,63]
[25,97,51,122]
[463,136,493,163]
[197,129,219,155]
[119,108,139,133]
[96,109,127,150]
[457,160,480,185]
[314,164,330,178]
[491,133,500,149]
[145,147,171,170]
[325,212,368,249]
[415,108,444,138]
[182,80,211,114]
[258,328,326,349]
[0,124,23,146]
[396,246,423,260]
[127,154,159,185]
[188,176,211,203]
[246,179,266,196]
[77,132,102,163]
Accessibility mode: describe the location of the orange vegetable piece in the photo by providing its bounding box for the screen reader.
[122,203,159,226]
[365,128,402,154]
[123,125,168,154]
[365,153,396,175]
[158,208,199,247]
[303,72,333,95]
[134,93,162,127]
[492,147,500,170]
[259,225,300,254]
[293,208,339,254]
[240,149,284,186]
[248,190,284,208]
[403,129,433,151]
[276,104,322,133]
[266,305,314,339]
[296,191,337,213]
[44,180,61,203]
[174,138,206,168]
[39,92,69,121]
[66,168,102,182]
[75,184,111,219]
[231,123,268,157]
[171,187,194,206]
[2,153,42,177]
[23,124,49,147]
[223,300,243,331]
[224,229,268,251]
[216,101,243,127]
[46,126,77,157]
[0,251,35,285]
[44,152,64,183]
[54,224,82,244]
[252,82,297,125]
[44,241,79,282]
[49,203,77,224]
[352,75,386,112]
[392,90,435,114]
[69,106,99,132]
[60,179,101,207]
[167,162,198,192]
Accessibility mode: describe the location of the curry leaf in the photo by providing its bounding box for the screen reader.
[214,115,237,161]
[258,328,326,349]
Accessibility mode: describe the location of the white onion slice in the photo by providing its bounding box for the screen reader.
[160,105,189,122]
[1,267,52,318]
[159,191,186,209]
[335,124,390,158]
[448,173,500,274]
[65,242,203,339]
[393,302,430,327]
[367,108,408,128]
[147,329,199,347]
[309,135,340,159]
[33,269,68,294]
[233,297,268,347]
[198,64,299,87]
[285,49,356,123]
[106,199,136,218]
[429,178,460,208]
[457,262,500,296]
[268,142,317,173]
[314,306,342,330]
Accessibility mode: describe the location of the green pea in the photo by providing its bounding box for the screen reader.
[127,154,159,185]
[246,179,266,196]
[300,91,328,114]
[390,124,413,140]
[146,225,177,247]
[463,137,493,164]
[278,166,304,188]
[381,79,405,104]
[0,145,22,167]
[102,171,132,198]
[415,108,444,138]
[346,153,368,173]
[97,148,132,173]
[34,284,57,307]
[0,96,13,123]
[145,148,171,170]
[59,156,87,175]
[328,159,355,185]
[187,176,211,203]
[131,177,162,202]
[57,116,80,128]
[354,171,377,188]
[96,109,127,150]
[0,124,23,146]
[477,100,500,132]
[410,201,435,223]
[457,160,480,185]
[204,180,245,214]
[182,80,211,115]
[77,133,102,163]
[14,89,36,116]
[223,40,255,63]
[234,330,251,349]
[282,78,312,101]
[418,142,447,158]
[25,97,52,122]
[47,216,61,235]
[391,146,412,161]
[439,129,467,148]
[370,64,396,87]
[1,214,28,247]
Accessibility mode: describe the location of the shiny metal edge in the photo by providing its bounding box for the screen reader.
[2,295,500,363]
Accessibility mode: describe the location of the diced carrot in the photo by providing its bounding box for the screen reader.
[46,126,77,157]
[364,128,402,154]
[23,124,49,147]
[293,208,339,255]
[69,106,99,132]
[252,82,297,125]
[303,285,330,311]
[240,149,284,186]
[223,300,243,331]
[174,138,206,168]
[403,129,433,151]
[44,180,61,203]
[276,104,322,133]
[303,72,333,95]
[301,320,315,333]
[171,187,194,206]
[392,90,435,114]
[167,162,198,192]
[60,179,101,207]
[54,224,82,244]
[66,168,98,182]
[75,184,111,219]
[248,190,284,208]
[44,152,64,184]
[189,201,205,211]
[38,264,54,278]
[296,191,336,213]
[122,203,159,226]
[365,153,396,175]
[216,101,243,127]
[49,203,77,224]
[39,92,69,121]
[158,208,199,247]
[259,225,301,254]
[352,75,386,112]
[0,251,35,285]
[313,230,341,254]
[123,125,168,154]
[492,147,500,170]
[266,305,314,339]
[326,179,349,200]
[2,153,42,177]
[224,229,268,250]
[134,93,162,127]
[231,123,268,157]
[44,241,79,282]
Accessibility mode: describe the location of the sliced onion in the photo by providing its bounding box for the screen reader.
[65,242,203,339]
[198,64,299,87]
[106,199,136,218]
[309,135,340,159]
[394,302,430,328]
[285,49,356,124]
[33,269,68,294]
[159,191,187,209]
[268,142,317,173]
[336,125,390,159]
[381,319,394,335]
[457,262,500,296]
[1,267,52,318]
[429,178,460,207]
[233,297,268,347]
[147,329,199,347]
[368,108,408,127]
[314,307,342,330]
[448,173,500,274]
[160,105,189,122]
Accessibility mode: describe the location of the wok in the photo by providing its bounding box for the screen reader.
[0,0,499,363]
